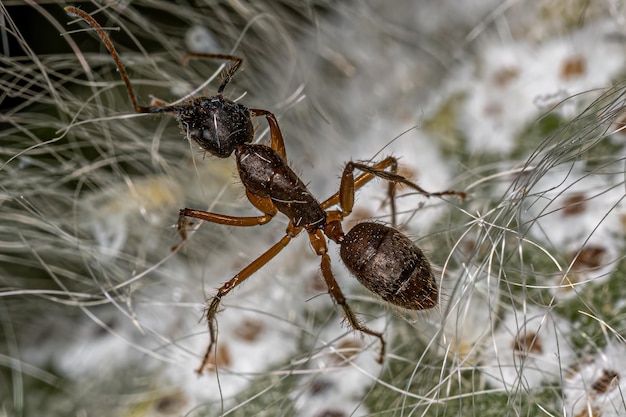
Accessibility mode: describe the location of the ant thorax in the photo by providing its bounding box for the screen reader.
[235,144,327,230]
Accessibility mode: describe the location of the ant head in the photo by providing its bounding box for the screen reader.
[178,96,254,158]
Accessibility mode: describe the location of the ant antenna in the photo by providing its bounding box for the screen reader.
[65,7,243,113]
[65,6,148,113]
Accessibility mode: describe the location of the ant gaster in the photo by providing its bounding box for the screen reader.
[66,7,466,374]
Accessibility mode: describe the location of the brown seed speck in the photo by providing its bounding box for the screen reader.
[315,410,347,417]
[206,343,232,371]
[234,317,265,342]
[572,246,607,271]
[592,369,619,394]
[155,392,188,415]
[560,55,587,80]
[492,66,520,87]
[483,101,503,117]
[512,331,543,357]
[331,338,363,365]
[561,193,587,216]
[308,379,333,396]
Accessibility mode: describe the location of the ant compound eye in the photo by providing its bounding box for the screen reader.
[340,222,438,310]
[179,97,254,158]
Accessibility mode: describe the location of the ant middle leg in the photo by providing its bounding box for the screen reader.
[177,191,278,245]
[348,161,466,200]
[344,161,467,200]
[181,52,242,94]
[340,157,400,226]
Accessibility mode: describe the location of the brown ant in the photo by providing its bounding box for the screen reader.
[65,7,466,374]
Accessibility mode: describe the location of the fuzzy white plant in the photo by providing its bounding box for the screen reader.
[2,1,626,417]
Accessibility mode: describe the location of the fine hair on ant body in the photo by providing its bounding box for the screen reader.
[66,7,466,374]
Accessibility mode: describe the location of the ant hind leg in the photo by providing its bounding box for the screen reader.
[319,252,385,363]
[309,229,386,363]
[196,233,294,374]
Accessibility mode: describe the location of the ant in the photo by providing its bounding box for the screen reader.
[65,7,466,374]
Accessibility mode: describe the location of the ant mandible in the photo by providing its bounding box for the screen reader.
[65,7,466,374]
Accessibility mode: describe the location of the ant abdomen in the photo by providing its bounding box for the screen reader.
[340,222,438,310]
[176,96,254,158]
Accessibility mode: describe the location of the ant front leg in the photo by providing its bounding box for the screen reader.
[250,109,287,160]
[181,52,242,94]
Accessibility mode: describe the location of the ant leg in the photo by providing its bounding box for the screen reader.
[250,109,287,160]
[179,208,274,226]
[181,191,277,226]
[174,208,272,251]
[177,192,278,243]
[181,53,242,94]
[197,230,297,374]
[339,157,400,226]
[320,157,398,211]
[342,158,399,225]
[309,230,385,363]
[349,161,467,201]
[321,253,386,363]
[321,157,466,216]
